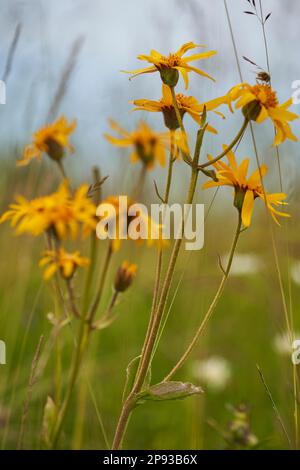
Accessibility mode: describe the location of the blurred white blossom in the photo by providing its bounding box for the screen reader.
[273,330,300,356]
[291,261,300,285]
[224,253,263,276]
[192,356,232,391]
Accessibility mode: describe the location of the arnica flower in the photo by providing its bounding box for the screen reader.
[203,146,289,227]
[0,181,97,239]
[96,195,164,252]
[18,116,77,166]
[114,261,137,293]
[39,248,89,280]
[123,42,216,88]
[104,120,177,169]
[131,84,223,132]
[228,83,298,146]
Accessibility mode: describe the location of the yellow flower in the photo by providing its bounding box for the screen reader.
[203,146,289,227]
[96,195,165,251]
[132,84,223,132]
[104,120,170,169]
[123,42,216,88]
[228,83,298,145]
[0,182,97,239]
[18,116,77,166]
[114,261,137,292]
[39,248,89,280]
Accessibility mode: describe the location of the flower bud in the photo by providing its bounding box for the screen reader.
[159,66,179,88]
[242,99,261,121]
[45,137,65,162]
[234,187,246,212]
[114,261,137,293]
[162,107,184,130]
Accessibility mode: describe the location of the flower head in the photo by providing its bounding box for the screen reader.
[123,42,216,88]
[104,120,186,169]
[114,261,137,292]
[0,181,97,239]
[18,116,77,166]
[203,147,290,226]
[39,248,89,280]
[228,83,298,145]
[132,84,223,132]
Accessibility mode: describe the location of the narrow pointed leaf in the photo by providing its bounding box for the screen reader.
[136,381,203,404]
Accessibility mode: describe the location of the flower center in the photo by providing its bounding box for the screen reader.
[159,53,181,68]
[251,84,278,108]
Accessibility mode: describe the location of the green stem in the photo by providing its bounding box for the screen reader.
[87,243,113,324]
[134,133,175,380]
[198,118,248,169]
[170,86,193,164]
[50,243,112,448]
[163,213,242,382]
[112,127,205,450]
[170,87,186,135]
[57,160,67,180]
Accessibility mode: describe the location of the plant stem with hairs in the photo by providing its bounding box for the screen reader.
[50,242,113,448]
[112,123,206,450]
[198,118,248,169]
[135,132,175,380]
[163,213,242,382]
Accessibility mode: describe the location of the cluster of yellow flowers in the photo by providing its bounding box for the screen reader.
[1,41,298,275]
[0,38,297,450]
[1,182,96,239]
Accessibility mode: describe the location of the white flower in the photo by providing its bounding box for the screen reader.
[291,261,300,285]
[273,330,300,356]
[192,356,232,391]
[224,253,263,276]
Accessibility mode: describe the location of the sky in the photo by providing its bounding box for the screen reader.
[0,0,299,191]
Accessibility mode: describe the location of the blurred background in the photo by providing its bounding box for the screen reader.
[0,0,300,450]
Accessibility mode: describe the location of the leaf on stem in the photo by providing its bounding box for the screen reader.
[136,381,203,404]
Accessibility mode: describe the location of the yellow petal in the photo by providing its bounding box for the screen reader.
[241,190,254,227]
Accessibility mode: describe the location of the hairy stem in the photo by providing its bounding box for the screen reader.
[163,213,242,381]
[50,243,112,448]
[198,118,248,169]
[112,126,205,450]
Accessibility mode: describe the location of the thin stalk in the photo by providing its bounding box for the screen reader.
[112,127,205,450]
[224,0,296,448]
[66,279,81,318]
[82,167,102,312]
[163,213,242,381]
[82,234,98,312]
[198,118,248,169]
[170,86,186,135]
[133,164,147,200]
[87,243,113,324]
[57,160,67,180]
[50,243,113,448]
[135,133,175,380]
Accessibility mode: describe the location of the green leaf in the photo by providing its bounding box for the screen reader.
[136,381,203,404]
[122,356,151,403]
